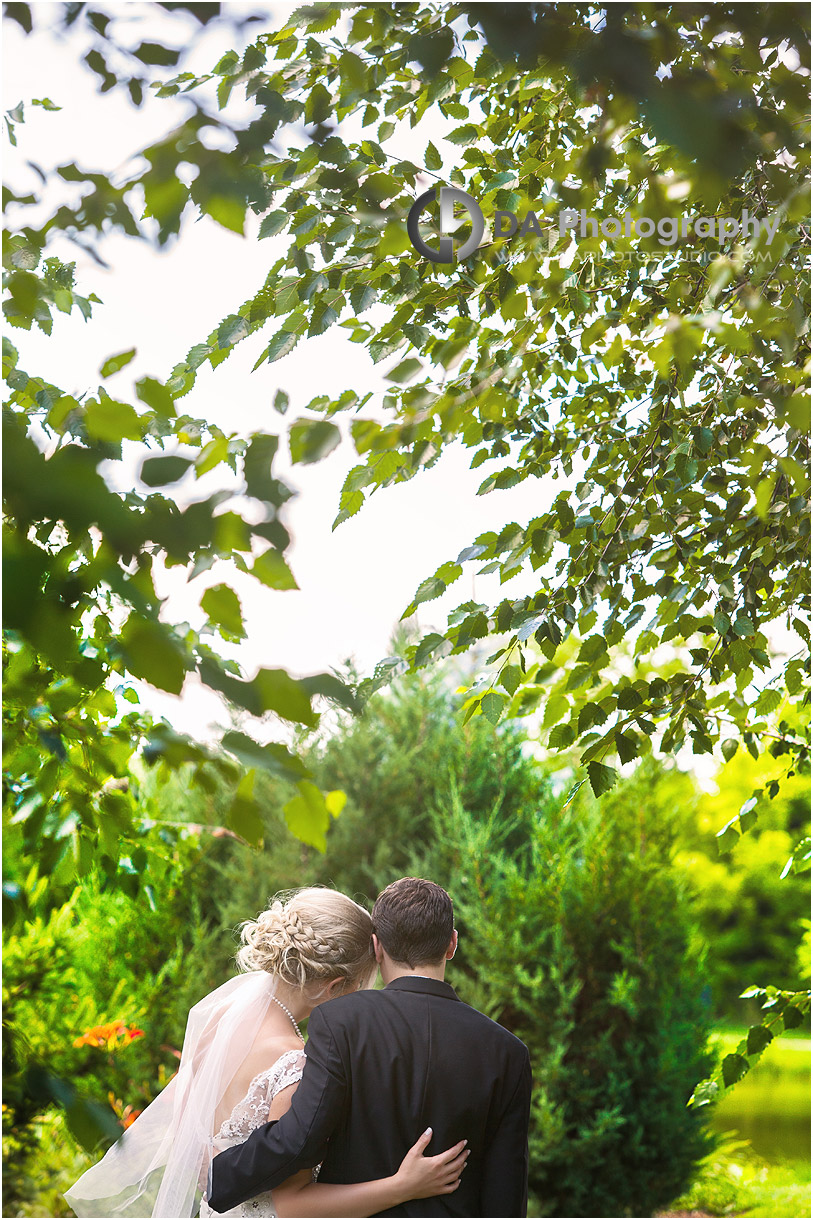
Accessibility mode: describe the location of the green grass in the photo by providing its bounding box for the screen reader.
[665,1137,811,1218]
[664,1028,812,1218]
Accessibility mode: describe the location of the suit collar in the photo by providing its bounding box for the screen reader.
[384,975,460,1001]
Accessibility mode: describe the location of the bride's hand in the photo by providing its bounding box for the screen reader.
[392,1127,469,1201]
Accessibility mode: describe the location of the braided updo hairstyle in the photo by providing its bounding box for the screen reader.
[236,887,376,993]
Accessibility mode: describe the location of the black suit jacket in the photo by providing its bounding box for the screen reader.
[207,976,531,1217]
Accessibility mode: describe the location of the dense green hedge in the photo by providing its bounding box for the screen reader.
[434,762,715,1217]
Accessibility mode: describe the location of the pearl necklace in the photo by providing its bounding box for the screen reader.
[270,994,305,1042]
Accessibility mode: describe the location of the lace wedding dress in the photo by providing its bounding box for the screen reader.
[200,1048,310,1218]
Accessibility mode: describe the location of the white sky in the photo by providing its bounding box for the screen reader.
[3,4,546,740]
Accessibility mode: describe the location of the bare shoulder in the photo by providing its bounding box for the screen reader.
[238,1034,304,1089]
[259,1034,305,1064]
[253,1008,305,1062]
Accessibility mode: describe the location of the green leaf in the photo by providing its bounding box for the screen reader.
[577,635,608,664]
[299,672,358,714]
[350,284,376,314]
[252,668,315,726]
[716,821,741,855]
[785,659,805,695]
[732,615,755,637]
[217,314,249,348]
[221,730,306,782]
[425,140,442,171]
[721,739,739,762]
[688,1078,720,1108]
[446,123,480,145]
[99,348,136,378]
[284,780,330,851]
[306,82,332,125]
[713,612,731,636]
[754,688,782,717]
[120,616,186,694]
[8,243,39,270]
[325,789,346,818]
[562,778,586,808]
[228,770,264,845]
[84,397,142,443]
[407,27,454,75]
[204,194,246,235]
[578,702,608,733]
[244,433,280,501]
[385,358,423,384]
[201,584,244,637]
[695,427,714,455]
[721,1053,749,1088]
[542,693,569,728]
[587,761,617,797]
[500,292,526,322]
[309,302,339,337]
[259,211,288,238]
[403,576,446,618]
[135,376,176,417]
[481,690,505,725]
[252,548,298,590]
[549,723,575,749]
[501,665,521,696]
[415,632,450,667]
[738,796,759,833]
[615,731,639,764]
[289,419,341,464]
[134,41,180,66]
[746,1024,773,1055]
[483,170,519,194]
[140,455,192,486]
[781,836,811,879]
[195,435,229,476]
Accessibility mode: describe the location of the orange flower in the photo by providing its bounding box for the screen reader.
[73,1021,144,1051]
[108,1093,143,1129]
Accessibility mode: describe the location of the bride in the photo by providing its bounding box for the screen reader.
[65,887,467,1217]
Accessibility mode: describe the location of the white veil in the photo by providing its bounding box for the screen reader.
[64,970,280,1218]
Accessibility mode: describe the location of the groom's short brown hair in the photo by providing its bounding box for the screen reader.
[372,877,454,967]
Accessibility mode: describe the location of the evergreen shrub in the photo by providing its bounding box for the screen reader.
[438,762,715,1218]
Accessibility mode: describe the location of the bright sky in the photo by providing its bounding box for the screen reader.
[3,4,546,740]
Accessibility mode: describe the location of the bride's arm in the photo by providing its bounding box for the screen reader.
[265,1086,468,1219]
[271,1129,467,1218]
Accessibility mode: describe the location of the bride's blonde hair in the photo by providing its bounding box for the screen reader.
[236,887,376,992]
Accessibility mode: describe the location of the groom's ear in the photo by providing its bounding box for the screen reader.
[371,933,384,964]
[445,930,458,960]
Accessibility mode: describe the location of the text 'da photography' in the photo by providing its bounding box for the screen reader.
[2,4,810,1220]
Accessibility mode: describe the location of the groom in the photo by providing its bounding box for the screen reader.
[208,877,532,1217]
